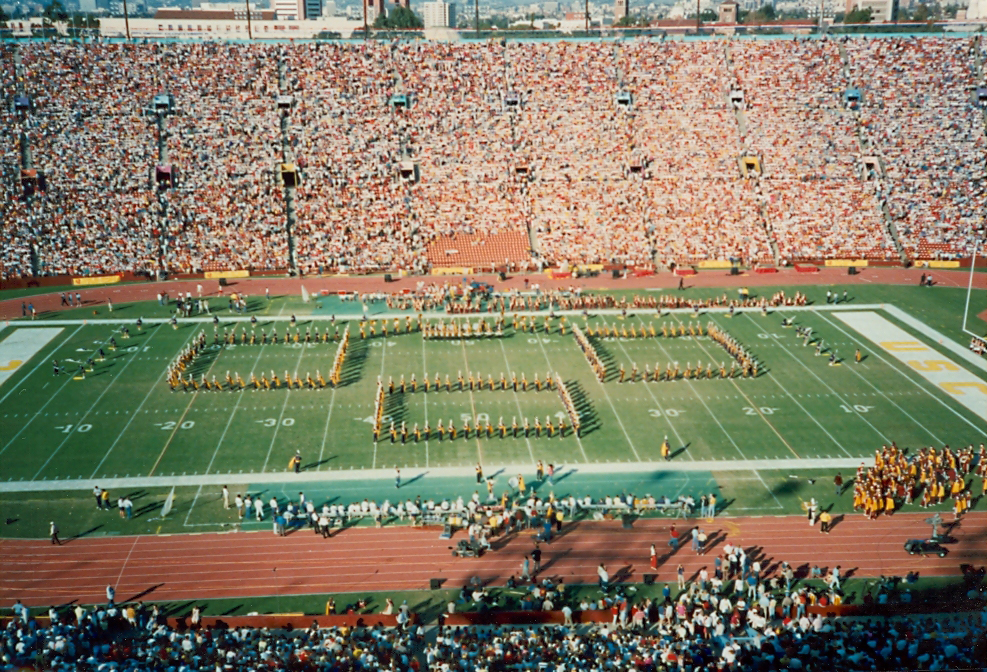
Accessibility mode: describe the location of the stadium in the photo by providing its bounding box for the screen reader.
[1,32,987,671]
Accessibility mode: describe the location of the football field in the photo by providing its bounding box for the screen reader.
[1,285,984,496]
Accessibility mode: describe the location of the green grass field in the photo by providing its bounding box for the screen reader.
[0,283,984,537]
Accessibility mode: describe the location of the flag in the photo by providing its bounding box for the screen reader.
[161,486,176,518]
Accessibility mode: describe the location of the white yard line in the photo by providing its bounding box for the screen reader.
[260,344,309,472]
[371,336,388,470]
[32,325,165,479]
[204,334,276,475]
[530,328,590,460]
[740,313,871,455]
[0,327,118,458]
[498,338,546,463]
[0,324,82,405]
[679,317,801,459]
[317,387,338,468]
[459,337,485,467]
[183,484,204,527]
[574,328,642,461]
[90,326,200,478]
[752,470,784,509]
[816,312,979,440]
[611,325,691,459]
[420,334,431,468]
[632,318,736,460]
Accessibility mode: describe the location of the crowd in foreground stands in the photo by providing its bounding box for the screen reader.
[3,37,985,280]
[4,584,985,671]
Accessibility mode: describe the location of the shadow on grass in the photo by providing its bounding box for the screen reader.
[66,525,104,543]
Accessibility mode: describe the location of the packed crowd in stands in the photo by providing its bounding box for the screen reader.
[2,37,985,280]
[852,443,986,519]
[4,582,985,671]
[851,38,987,260]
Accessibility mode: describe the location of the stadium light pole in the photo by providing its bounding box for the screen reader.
[246,0,253,39]
[475,0,480,36]
[585,0,589,31]
[696,0,700,32]
[122,0,131,40]
[363,0,369,39]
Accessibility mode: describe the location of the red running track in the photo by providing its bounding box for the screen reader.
[2,512,985,608]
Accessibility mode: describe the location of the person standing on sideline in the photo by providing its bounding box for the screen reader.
[531,544,542,574]
[834,473,843,496]
[708,493,716,518]
[395,468,401,489]
[536,461,544,481]
[124,497,133,520]
[222,485,231,510]
[93,485,103,510]
[475,463,483,484]
[668,525,680,550]
[234,494,244,519]
[521,555,531,581]
[677,564,686,591]
[50,521,60,545]
[547,463,555,486]
[106,585,115,607]
[650,543,658,570]
[819,510,832,534]
[598,563,610,592]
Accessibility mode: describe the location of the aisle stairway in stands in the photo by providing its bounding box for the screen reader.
[723,42,781,269]
[838,41,908,266]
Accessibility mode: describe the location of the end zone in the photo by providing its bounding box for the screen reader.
[833,311,987,422]
[0,327,64,389]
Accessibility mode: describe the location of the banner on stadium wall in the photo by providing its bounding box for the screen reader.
[575,264,605,274]
[71,274,122,286]
[204,270,250,279]
[824,259,869,268]
[926,260,960,269]
[431,267,472,276]
[698,260,733,269]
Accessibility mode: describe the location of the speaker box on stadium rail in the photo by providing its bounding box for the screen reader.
[429,578,443,590]
[612,269,620,279]
[643,574,656,585]
[848,266,857,276]
[384,273,393,283]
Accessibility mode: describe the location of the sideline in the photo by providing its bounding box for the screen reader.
[0,456,872,493]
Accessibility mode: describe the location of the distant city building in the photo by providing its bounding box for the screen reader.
[423,0,455,26]
[718,0,736,21]
[79,0,97,10]
[364,0,384,23]
[614,0,629,20]
[845,0,891,20]
[394,0,410,9]
[304,0,322,18]
[274,0,303,19]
